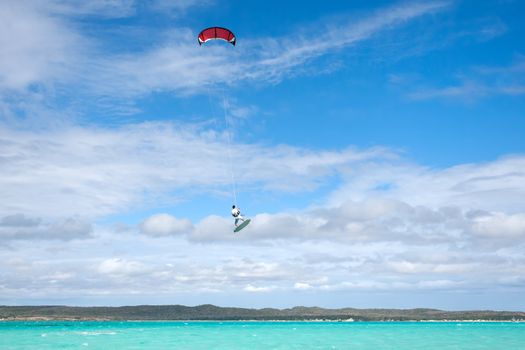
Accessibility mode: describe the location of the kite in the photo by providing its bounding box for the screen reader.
[198,27,236,46]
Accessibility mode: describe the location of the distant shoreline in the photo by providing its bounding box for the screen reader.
[1,317,525,322]
[1,304,524,322]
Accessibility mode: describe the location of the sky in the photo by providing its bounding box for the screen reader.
[1,0,524,310]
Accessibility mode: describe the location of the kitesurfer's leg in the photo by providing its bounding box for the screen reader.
[234,215,245,227]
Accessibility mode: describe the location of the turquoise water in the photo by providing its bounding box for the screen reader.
[1,321,524,349]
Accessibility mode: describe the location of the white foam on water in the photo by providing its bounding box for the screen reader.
[77,331,117,336]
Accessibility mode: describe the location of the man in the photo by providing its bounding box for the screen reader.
[231,205,245,227]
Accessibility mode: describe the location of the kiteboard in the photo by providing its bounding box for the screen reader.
[234,219,251,233]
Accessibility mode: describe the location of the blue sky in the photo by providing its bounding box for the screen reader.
[1,0,524,310]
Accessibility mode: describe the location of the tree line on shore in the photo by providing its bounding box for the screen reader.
[1,305,524,321]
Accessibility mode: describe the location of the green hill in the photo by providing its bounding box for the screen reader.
[1,305,524,321]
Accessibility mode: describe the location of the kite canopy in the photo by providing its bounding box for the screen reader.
[198,27,236,46]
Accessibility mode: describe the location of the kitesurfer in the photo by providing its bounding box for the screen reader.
[231,205,245,227]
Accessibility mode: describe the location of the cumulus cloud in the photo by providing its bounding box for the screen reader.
[471,212,525,238]
[140,214,193,237]
[184,192,525,248]
[294,282,313,290]
[190,215,233,241]
[1,223,524,306]
[98,258,150,276]
[244,284,276,293]
[4,119,519,248]
[0,214,92,241]
[0,213,41,227]
[1,119,524,305]
[48,218,93,240]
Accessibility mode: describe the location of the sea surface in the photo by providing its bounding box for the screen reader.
[1,321,524,349]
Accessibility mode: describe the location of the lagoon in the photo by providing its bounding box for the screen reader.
[1,321,524,350]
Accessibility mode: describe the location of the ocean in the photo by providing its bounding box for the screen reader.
[1,321,524,349]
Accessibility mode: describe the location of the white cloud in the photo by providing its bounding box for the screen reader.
[1,116,524,305]
[48,218,93,240]
[98,258,150,276]
[327,156,525,213]
[0,0,211,121]
[0,214,41,227]
[0,123,389,220]
[387,261,478,275]
[0,1,87,91]
[186,198,525,247]
[248,1,449,78]
[0,0,454,128]
[3,120,524,248]
[18,0,207,19]
[0,1,450,99]
[0,214,92,241]
[191,215,233,241]
[1,1,524,308]
[149,0,212,14]
[416,279,461,289]
[407,59,525,101]
[244,284,275,293]
[294,282,312,290]
[140,214,193,237]
[43,0,137,18]
[97,1,450,97]
[1,225,524,306]
[471,212,525,238]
